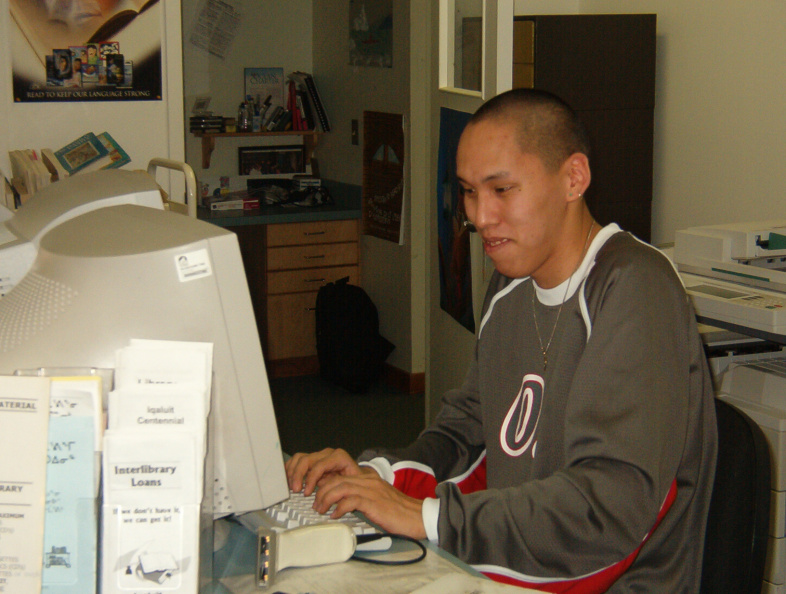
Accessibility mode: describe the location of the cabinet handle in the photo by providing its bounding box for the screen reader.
[305,306,317,311]
[304,278,326,283]
[304,254,326,260]
[304,231,326,236]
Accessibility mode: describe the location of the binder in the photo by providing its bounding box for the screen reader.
[287,80,303,131]
[291,71,331,132]
[296,89,315,131]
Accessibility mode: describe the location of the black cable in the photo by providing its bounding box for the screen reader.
[351,533,427,565]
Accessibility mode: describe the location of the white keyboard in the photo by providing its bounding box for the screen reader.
[237,490,392,552]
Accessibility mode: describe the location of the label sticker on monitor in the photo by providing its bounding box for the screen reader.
[175,249,212,282]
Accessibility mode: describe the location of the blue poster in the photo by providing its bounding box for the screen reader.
[436,107,474,333]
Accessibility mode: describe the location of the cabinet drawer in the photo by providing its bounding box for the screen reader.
[267,219,358,247]
[267,242,358,271]
[266,293,318,360]
[267,266,359,295]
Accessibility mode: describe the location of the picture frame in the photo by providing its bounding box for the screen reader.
[238,145,306,176]
[191,95,212,114]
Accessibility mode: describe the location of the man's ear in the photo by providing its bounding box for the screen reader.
[565,153,591,203]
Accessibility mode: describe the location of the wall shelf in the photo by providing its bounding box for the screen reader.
[192,130,319,169]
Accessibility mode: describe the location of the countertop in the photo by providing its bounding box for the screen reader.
[197,180,361,228]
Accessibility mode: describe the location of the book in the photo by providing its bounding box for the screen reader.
[68,45,87,86]
[53,133,110,175]
[79,132,131,172]
[296,89,315,130]
[204,190,261,211]
[244,67,285,114]
[273,109,293,132]
[4,177,18,211]
[99,41,120,61]
[28,150,53,191]
[264,105,286,131]
[211,199,260,211]
[286,80,301,131]
[9,0,159,68]
[189,115,224,134]
[105,53,125,85]
[46,55,63,87]
[293,176,322,190]
[52,49,73,83]
[69,45,88,67]
[121,60,134,88]
[9,149,50,195]
[7,176,31,208]
[290,71,331,132]
[41,148,70,181]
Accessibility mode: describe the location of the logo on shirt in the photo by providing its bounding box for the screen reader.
[499,374,543,457]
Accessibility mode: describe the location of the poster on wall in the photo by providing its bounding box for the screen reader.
[436,107,474,333]
[10,0,163,102]
[362,111,404,244]
[349,0,392,68]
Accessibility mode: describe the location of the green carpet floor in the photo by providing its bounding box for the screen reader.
[269,374,426,459]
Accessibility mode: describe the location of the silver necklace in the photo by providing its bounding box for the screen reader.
[532,222,595,370]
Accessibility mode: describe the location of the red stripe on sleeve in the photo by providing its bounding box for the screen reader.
[392,466,439,499]
[455,456,487,494]
[480,480,679,593]
[391,455,489,499]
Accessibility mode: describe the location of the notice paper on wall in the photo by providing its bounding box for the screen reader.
[188,0,242,59]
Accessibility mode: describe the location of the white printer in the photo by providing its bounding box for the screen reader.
[676,221,786,592]
[718,358,786,594]
[674,221,786,339]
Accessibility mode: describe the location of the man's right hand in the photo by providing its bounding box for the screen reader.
[285,448,377,496]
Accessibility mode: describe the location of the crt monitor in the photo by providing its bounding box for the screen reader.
[0,169,163,297]
[0,201,289,516]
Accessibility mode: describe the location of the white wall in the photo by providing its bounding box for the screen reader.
[577,0,786,244]
[312,0,417,375]
[181,0,421,376]
[0,0,185,196]
[181,0,313,179]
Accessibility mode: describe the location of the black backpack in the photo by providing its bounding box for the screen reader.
[315,277,395,393]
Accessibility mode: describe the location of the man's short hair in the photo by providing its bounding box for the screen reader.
[469,88,591,172]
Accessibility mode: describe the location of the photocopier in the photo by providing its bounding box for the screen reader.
[674,220,786,593]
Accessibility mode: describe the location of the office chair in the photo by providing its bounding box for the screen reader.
[700,397,771,594]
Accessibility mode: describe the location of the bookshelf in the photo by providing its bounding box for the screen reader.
[192,130,319,169]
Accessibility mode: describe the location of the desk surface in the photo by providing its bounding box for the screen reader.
[198,180,361,228]
[206,519,535,594]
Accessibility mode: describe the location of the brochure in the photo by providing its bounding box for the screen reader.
[0,375,51,593]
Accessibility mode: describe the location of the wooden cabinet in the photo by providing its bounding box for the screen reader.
[512,14,656,242]
[264,219,360,376]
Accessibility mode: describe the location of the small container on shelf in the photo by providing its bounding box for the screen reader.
[237,102,252,133]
